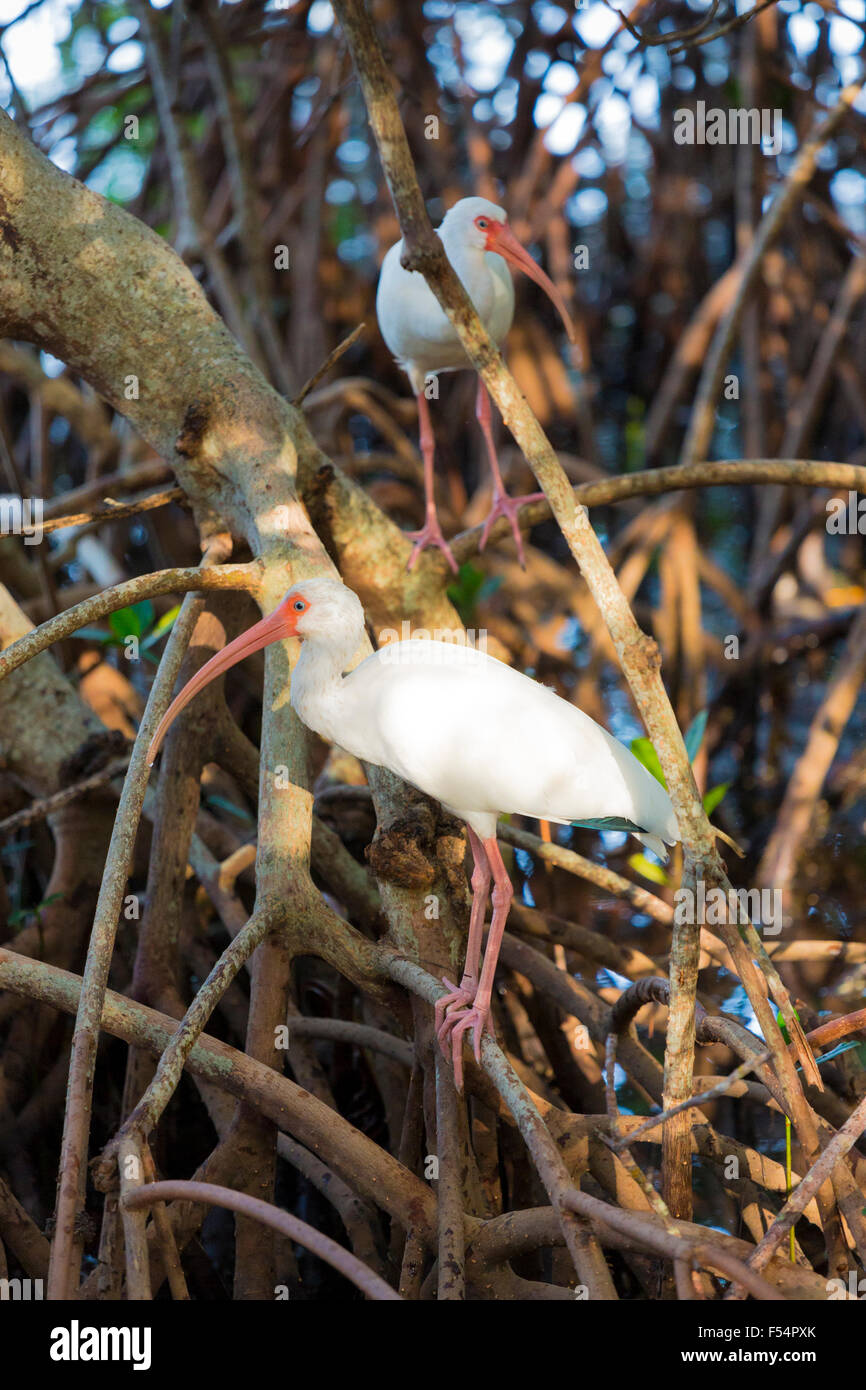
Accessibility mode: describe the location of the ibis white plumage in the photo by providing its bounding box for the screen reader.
[148,577,679,1088]
[376,197,576,573]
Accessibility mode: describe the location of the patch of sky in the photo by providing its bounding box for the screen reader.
[107,16,139,44]
[40,351,66,378]
[455,4,513,92]
[815,140,839,172]
[836,54,862,83]
[307,1,334,34]
[831,167,866,234]
[488,77,517,119]
[543,59,579,96]
[86,147,145,202]
[106,39,143,74]
[557,615,581,653]
[703,58,729,86]
[595,90,631,165]
[574,1,621,47]
[2,0,76,103]
[533,1,568,37]
[572,146,605,179]
[524,49,550,81]
[597,967,632,994]
[777,118,798,156]
[672,63,697,92]
[534,91,563,129]
[337,233,377,265]
[49,136,77,172]
[326,179,357,205]
[544,103,586,155]
[611,1063,629,1097]
[817,76,847,108]
[788,10,821,55]
[515,848,535,879]
[631,74,660,126]
[67,24,104,78]
[606,686,645,745]
[569,186,608,225]
[625,168,653,201]
[719,983,761,1038]
[615,55,646,97]
[830,14,864,52]
[291,77,320,131]
[336,138,370,168]
[643,44,671,85]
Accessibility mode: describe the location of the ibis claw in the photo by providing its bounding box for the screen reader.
[437,989,491,1092]
[434,976,476,1042]
[406,519,459,575]
[479,490,544,568]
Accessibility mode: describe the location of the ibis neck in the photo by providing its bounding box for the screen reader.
[442,237,495,311]
[289,635,355,746]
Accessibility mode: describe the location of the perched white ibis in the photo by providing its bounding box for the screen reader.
[376,197,576,573]
[148,578,678,1088]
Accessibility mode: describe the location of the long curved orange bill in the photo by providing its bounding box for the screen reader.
[146,606,293,767]
[489,222,576,343]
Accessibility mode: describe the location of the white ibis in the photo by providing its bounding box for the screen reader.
[147,578,679,1088]
[376,197,576,573]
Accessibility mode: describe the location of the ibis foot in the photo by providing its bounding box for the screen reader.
[434,975,477,1042]
[438,996,491,1092]
[479,490,544,568]
[406,518,459,574]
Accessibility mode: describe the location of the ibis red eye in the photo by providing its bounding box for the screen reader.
[293,599,306,612]
[476,217,489,230]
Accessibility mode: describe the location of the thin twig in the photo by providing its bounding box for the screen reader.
[0,561,260,683]
[293,323,366,407]
[39,487,186,536]
[123,1180,403,1300]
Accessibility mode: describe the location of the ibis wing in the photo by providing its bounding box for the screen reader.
[341,643,678,845]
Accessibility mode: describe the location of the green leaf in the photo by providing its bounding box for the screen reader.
[108,601,153,641]
[628,852,669,886]
[447,563,488,625]
[775,1005,801,1045]
[108,607,140,641]
[141,604,180,650]
[74,626,113,644]
[684,710,708,762]
[630,737,666,787]
[702,782,730,816]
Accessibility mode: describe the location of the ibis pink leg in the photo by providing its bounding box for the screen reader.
[475,380,543,568]
[435,827,490,1042]
[406,390,458,574]
[439,835,513,1091]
